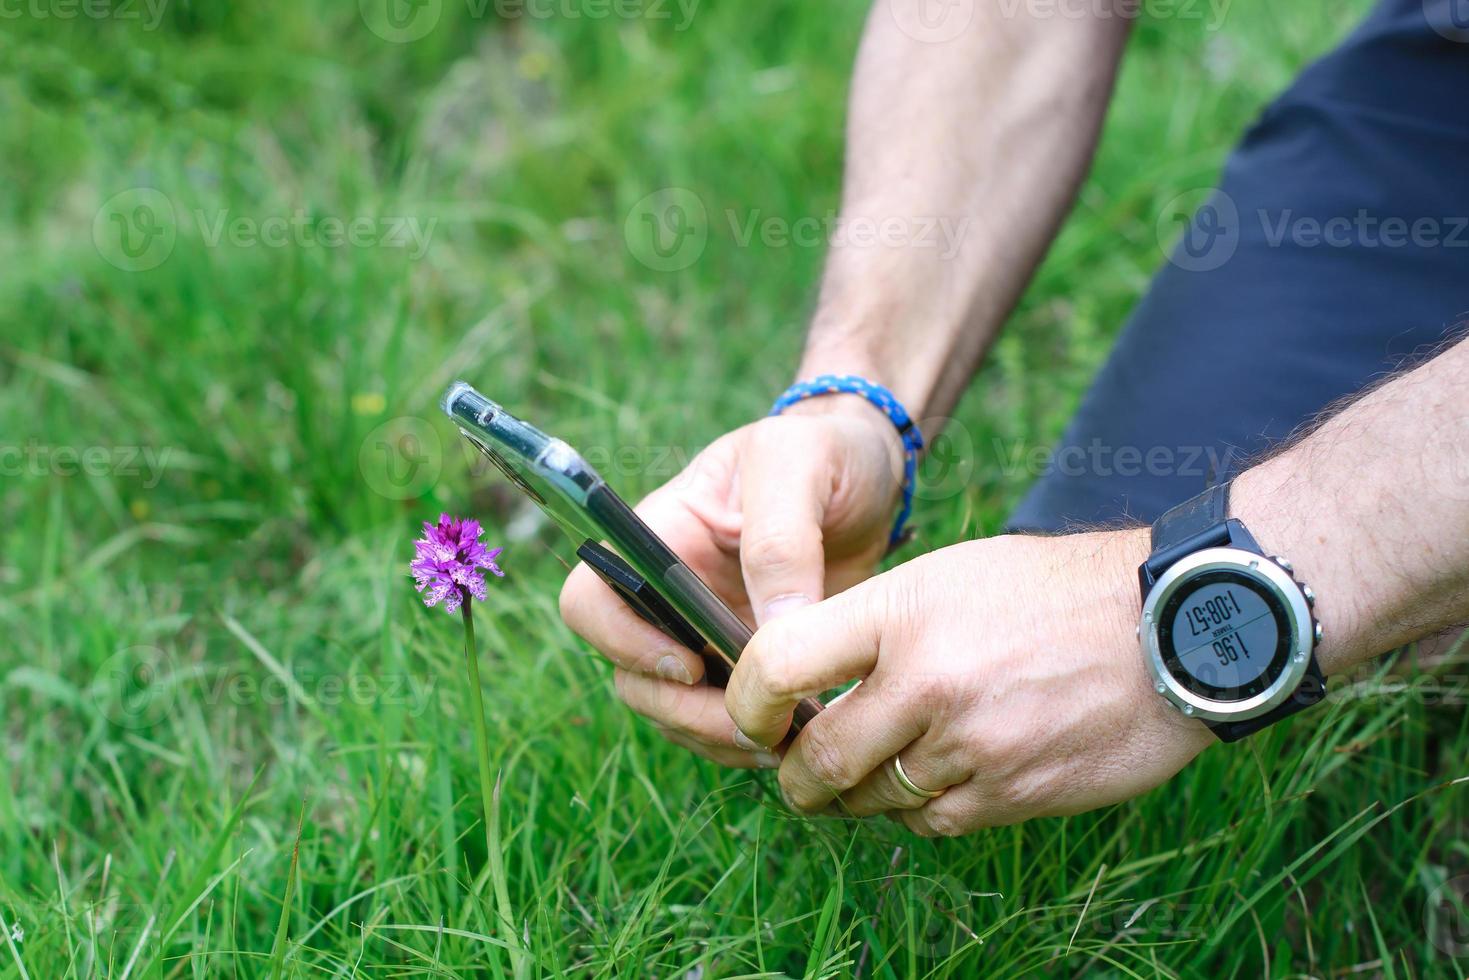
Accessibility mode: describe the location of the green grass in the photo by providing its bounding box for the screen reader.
[2,0,1468,975]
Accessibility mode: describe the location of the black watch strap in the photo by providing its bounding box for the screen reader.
[1207,662,1327,742]
[1142,483,1260,587]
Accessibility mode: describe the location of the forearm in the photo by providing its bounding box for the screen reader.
[800,0,1132,420]
[1231,336,1469,675]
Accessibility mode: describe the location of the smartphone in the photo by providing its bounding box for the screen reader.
[442,381,822,733]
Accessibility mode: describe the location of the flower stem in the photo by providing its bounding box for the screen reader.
[459,593,524,976]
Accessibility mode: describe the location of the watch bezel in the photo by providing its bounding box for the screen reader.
[1141,547,1313,722]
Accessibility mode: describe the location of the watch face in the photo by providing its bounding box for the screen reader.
[1156,570,1293,702]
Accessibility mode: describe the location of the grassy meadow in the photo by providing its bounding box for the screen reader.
[3,0,1468,975]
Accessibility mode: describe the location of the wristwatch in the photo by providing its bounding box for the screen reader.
[1138,483,1326,742]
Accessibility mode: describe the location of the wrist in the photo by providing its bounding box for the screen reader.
[777,382,911,521]
[1229,465,1373,677]
[797,331,938,422]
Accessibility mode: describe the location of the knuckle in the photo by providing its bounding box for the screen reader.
[994,770,1058,816]
[742,531,809,577]
[745,634,803,703]
[923,808,969,839]
[797,723,857,791]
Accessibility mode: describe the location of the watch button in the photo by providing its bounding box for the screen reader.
[1314,621,1324,646]
[1272,555,1293,573]
[1302,585,1316,607]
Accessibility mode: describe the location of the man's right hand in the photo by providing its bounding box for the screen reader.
[558,395,905,769]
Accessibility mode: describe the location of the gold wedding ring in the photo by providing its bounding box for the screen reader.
[892,754,943,799]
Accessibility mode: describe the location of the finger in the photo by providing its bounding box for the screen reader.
[777,676,926,813]
[896,780,1009,839]
[737,419,834,626]
[614,669,782,769]
[726,583,884,749]
[833,726,971,817]
[560,563,707,685]
[657,728,780,770]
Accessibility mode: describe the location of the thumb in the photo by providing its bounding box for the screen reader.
[726,581,885,749]
[738,419,836,627]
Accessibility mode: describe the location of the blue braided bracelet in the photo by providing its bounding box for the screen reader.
[769,374,924,548]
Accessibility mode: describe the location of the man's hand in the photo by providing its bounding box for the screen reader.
[559,397,904,769]
[725,531,1215,836]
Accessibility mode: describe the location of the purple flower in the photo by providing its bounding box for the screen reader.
[410,513,505,614]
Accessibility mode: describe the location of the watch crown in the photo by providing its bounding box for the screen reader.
[1314,621,1324,646]
[1272,555,1293,573]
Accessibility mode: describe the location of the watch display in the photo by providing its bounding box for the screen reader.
[1156,569,1291,702]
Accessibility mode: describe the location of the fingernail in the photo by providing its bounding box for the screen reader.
[655,655,695,685]
[733,728,768,752]
[755,752,781,770]
[761,594,811,625]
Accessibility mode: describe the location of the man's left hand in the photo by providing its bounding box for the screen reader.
[725,531,1216,837]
